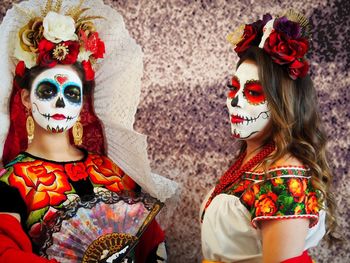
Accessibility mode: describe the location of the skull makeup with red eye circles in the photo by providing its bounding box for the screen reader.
[226,61,270,140]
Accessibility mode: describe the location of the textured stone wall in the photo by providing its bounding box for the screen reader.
[1,0,349,262]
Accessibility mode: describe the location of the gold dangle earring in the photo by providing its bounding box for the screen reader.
[73,116,83,146]
[26,109,35,144]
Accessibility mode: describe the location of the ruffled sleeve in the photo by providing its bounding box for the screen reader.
[241,168,320,228]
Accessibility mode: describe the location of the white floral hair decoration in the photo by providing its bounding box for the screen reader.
[14,0,105,81]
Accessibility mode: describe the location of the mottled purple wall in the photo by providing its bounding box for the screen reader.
[1,0,349,262]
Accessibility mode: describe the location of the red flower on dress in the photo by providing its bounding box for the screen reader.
[86,154,136,192]
[294,204,303,215]
[9,160,72,211]
[255,192,278,217]
[287,178,307,203]
[233,179,252,193]
[64,163,89,181]
[271,177,284,186]
[242,190,255,207]
[234,25,258,54]
[305,192,319,214]
[242,184,260,207]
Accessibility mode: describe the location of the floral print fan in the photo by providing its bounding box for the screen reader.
[39,190,163,263]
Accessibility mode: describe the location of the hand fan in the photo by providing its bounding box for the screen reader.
[39,190,163,263]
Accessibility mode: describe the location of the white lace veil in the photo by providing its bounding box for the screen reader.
[0,0,179,205]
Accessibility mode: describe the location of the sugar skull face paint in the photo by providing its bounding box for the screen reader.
[30,65,83,133]
[226,61,270,140]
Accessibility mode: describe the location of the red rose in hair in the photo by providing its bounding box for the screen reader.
[80,30,105,59]
[37,38,57,67]
[92,36,105,59]
[15,61,26,77]
[37,39,79,67]
[59,41,80,65]
[234,25,258,54]
[82,60,95,81]
[255,192,278,217]
[64,163,89,181]
[263,31,309,64]
[288,59,309,80]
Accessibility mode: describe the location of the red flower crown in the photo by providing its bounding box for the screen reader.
[227,11,311,80]
[14,1,105,81]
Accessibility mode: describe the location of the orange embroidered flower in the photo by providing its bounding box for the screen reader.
[294,204,303,215]
[9,160,71,211]
[242,184,260,207]
[271,177,284,186]
[233,180,251,193]
[287,178,307,203]
[64,162,88,181]
[242,190,255,207]
[86,154,136,192]
[305,192,319,214]
[255,192,278,217]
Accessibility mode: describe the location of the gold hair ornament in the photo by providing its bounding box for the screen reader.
[227,24,245,47]
[280,9,311,37]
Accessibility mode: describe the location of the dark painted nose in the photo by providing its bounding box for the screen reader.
[55,97,65,108]
[231,96,239,107]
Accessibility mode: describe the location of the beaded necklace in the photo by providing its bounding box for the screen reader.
[201,141,275,222]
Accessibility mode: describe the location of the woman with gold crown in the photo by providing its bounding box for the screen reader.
[0,0,178,262]
[200,12,336,263]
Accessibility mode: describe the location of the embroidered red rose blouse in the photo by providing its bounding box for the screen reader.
[0,150,163,263]
[200,166,325,262]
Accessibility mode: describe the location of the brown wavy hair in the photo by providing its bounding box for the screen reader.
[237,46,337,240]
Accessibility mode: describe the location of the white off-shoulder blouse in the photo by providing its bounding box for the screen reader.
[200,166,326,262]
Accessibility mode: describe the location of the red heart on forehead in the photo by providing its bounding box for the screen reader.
[55,75,68,85]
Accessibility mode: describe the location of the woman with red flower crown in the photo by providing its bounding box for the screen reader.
[0,1,177,262]
[200,11,336,263]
